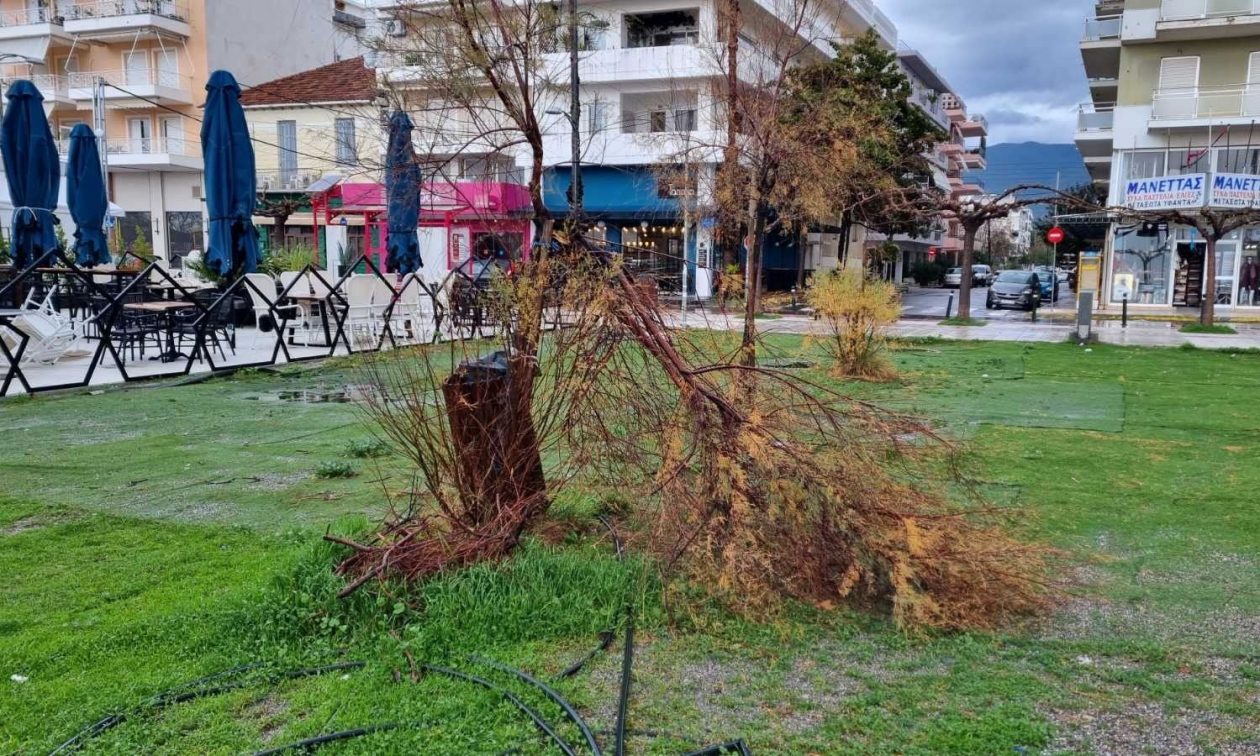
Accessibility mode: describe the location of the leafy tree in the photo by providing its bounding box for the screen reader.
[785,31,946,242]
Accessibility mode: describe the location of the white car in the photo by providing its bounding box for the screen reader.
[944,268,963,288]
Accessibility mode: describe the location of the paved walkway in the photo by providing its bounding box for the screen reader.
[664,310,1260,350]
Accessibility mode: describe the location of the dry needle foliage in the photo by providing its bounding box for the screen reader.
[337,243,1050,630]
[808,269,901,381]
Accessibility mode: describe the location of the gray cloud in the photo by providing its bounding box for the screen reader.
[880,0,1094,144]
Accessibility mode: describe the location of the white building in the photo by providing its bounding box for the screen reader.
[365,0,900,294]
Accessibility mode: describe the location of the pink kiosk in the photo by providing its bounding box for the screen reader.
[311,180,535,282]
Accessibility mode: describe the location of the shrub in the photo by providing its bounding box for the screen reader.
[808,269,901,380]
[345,438,390,459]
[315,460,358,479]
[911,261,945,287]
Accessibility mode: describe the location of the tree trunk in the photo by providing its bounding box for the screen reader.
[1202,234,1217,326]
[742,199,767,366]
[796,226,807,290]
[958,223,977,321]
[719,0,741,270]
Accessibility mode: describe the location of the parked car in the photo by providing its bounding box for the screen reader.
[972,264,994,287]
[1035,267,1060,300]
[944,267,963,288]
[1056,268,1070,284]
[986,270,1043,311]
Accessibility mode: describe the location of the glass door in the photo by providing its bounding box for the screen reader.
[124,52,151,87]
[1213,235,1239,307]
[128,118,152,154]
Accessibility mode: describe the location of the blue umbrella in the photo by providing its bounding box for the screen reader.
[1,80,61,269]
[201,70,260,277]
[66,124,111,267]
[385,111,421,274]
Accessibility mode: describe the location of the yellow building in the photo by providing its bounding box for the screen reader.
[240,56,383,260]
[0,0,346,263]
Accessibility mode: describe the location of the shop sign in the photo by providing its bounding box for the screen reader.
[1124,173,1206,210]
[1209,173,1260,209]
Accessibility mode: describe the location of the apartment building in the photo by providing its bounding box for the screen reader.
[864,46,989,283]
[1075,0,1260,311]
[365,0,898,295]
[0,0,343,263]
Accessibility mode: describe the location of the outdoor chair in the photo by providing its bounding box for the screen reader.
[173,289,236,361]
[344,274,377,346]
[243,273,302,348]
[110,310,164,362]
[393,273,440,343]
[369,275,400,337]
[0,291,84,366]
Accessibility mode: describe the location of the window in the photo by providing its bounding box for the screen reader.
[1154,56,1200,119]
[117,212,153,254]
[277,120,298,183]
[1218,149,1260,174]
[161,116,183,154]
[156,49,179,87]
[127,117,152,153]
[1124,151,1166,181]
[624,10,699,48]
[673,108,696,131]
[1111,224,1172,305]
[124,51,151,86]
[586,99,607,134]
[335,118,356,165]
[165,211,202,268]
[650,110,667,132]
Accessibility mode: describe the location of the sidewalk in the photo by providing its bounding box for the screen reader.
[663,310,1260,350]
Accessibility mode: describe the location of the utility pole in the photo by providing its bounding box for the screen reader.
[567,0,582,222]
[94,77,111,232]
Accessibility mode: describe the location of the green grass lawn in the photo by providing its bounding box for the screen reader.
[1,340,1258,754]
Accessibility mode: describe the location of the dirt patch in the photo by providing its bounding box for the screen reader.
[1043,702,1259,755]
[1,511,75,536]
[244,694,290,744]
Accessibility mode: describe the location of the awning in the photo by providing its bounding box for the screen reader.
[930,166,951,192]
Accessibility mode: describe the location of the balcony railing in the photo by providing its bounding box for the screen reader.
[1152,84,1260,120]
[1083,15,1122,40]
[105,135,199,156]
[60,0,189,23]
[0,74,69,100]
[1161,0,1260,20]
[70,67,188,92]
[1077,103,1115,131]
[0,6,62,26]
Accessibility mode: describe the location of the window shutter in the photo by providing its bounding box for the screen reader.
[1158,56,1199,91]
[1248,52,1260,85]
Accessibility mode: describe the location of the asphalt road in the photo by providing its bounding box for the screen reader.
[900,285,1075,322]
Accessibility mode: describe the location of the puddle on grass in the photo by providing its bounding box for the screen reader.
[243,385,376,404]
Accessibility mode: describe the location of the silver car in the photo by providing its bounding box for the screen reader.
[944,267,963,288]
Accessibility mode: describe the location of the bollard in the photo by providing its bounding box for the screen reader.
[1122,295,1128,328]
[945,292,954,320]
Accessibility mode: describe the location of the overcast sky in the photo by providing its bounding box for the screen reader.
[880,0,1093,145]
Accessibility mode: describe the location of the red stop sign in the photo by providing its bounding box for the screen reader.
[1047,226,1066,245]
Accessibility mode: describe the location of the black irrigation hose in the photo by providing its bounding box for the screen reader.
[422,664,578,756]
[613,605,635,756]
[556,630,616,680]
[48,661,365,756]
[471,655,602,756]
[682,740,753,756]
[251,723,400,756]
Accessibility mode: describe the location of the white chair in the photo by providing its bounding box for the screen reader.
[344,274,377,346]
[243,273,305,348]
[277,270,303,295]
[394,273,438,343]
[1,288,82,366]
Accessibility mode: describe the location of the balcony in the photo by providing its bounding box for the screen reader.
[257,170,327,193]
[841,0,898,47]
[0,74,72,107]
[0,6,71,51]
[941,93,966,123]
[1075,104,1114,160]
[61,1,191,39]
[1157,1,1260,39]
[544,44,710,85]
[1081,16,1121,80]
[1150,83,1260,126]
[69,68,193,105]
[1089,76,1119,104]
[103,134,201,171]
[963,148,986,170]
[960,113,988,138]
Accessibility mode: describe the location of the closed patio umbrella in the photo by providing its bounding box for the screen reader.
[385,110,421,274]
[66,124,111,267]
[201,70,260,278]
[1,80,61,269]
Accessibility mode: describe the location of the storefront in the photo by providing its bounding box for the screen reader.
[1108,224,1260,310]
